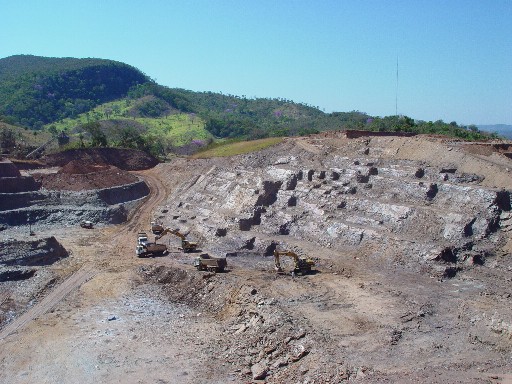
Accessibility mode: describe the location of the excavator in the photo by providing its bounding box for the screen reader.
[154,228,198,253]
[273,250,315,275]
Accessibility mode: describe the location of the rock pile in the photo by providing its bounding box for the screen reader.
[138,264,342,382]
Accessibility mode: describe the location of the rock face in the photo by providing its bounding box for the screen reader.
[0,236,68,266]
[0,158,40,193]
[0,181,149,227]
[0,154,151,229]
[155,133,511,275]
[0,236,68,282]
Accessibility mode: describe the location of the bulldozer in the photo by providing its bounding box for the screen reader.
[273,250,315,275]
[136,232,168,257]
[154,228,198,253]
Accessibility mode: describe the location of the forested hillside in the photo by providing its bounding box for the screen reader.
[0,55,495,158]
[0,55,148,129]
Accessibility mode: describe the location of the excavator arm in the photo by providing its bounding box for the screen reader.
[154,228,198,252]
[273,250,314,275]
[155,228,185,241]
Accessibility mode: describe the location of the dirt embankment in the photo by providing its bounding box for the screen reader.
[43,148,158,171]
[34,160,139,191]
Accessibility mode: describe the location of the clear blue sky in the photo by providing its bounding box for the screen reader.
[1,0,511,124]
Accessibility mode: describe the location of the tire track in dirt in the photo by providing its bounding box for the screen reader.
[0,266,96,341]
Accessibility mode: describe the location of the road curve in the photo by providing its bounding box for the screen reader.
[0,168,167,341]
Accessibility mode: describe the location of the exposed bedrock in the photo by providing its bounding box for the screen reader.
[157,158,511,273]
[0,236,69,282]
[0,180,149,227]
[0,204,129,226]
[0,236,68,266]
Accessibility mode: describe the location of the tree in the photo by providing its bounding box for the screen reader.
[0,127,16,149]
[48,125,58,137]
[82,122,107,147]
[104,107,113,119]
[118,126,145,149]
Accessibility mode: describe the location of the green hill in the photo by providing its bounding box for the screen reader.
[0,55,148,129]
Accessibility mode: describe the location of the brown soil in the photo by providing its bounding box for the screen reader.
[34,161,139,191]
[58,160,110,174]
[43,147,158,171]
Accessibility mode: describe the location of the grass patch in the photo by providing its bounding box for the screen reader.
[191,137,284,158]
[43,98,212,148]
[1,122,52,147]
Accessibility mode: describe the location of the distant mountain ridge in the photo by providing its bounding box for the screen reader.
[477,124,512,139]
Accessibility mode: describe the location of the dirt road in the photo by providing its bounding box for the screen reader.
[0,266,97,341]
[0,166,227,384]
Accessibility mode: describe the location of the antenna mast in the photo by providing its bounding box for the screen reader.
[395,56,398,116]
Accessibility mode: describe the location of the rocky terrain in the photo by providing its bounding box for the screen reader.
[0,133,511,383]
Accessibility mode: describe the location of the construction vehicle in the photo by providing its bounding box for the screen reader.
[151,221,165,234]
[136,231,168,257]
[194,253,227,273]
[273,250,315,275]
[80,220,93,229]
[155,228,198,253]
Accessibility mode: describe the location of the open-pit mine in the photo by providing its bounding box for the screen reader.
[0,132,511,383]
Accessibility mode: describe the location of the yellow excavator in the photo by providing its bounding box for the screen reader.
[154,228,198,252]
[274,250,315,275]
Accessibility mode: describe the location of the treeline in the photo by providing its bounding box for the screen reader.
[128,85,491,141]
[363,116,490,140]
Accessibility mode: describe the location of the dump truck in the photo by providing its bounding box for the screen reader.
[151,221,165,234]
[136,232,168,257]
[194,253,227,273]
[274,250,315,275]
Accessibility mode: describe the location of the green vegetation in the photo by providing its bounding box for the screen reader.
[0,55,148,129]
[0,55,497,160]
[44,97,211,157]
[364,116,493,140]
[0,122,52,157]
[191,137,284,158]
